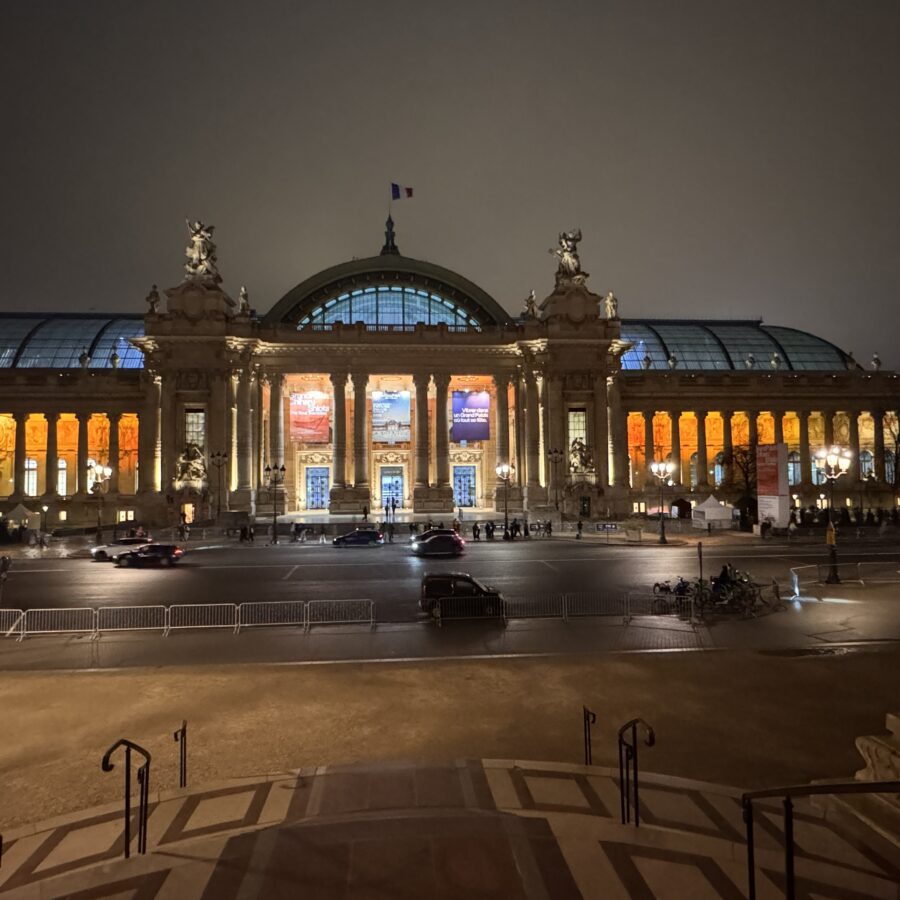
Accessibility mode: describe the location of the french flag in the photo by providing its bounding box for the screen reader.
[391,183,414,200]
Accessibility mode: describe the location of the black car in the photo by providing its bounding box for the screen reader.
[332,528,385,547]
[410,528,456,546]
[419,572,503,616]
[412,533,465,557]
[116,544,184,568]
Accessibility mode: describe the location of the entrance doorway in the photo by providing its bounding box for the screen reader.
[306,467,330,509]
[380,466,403,511]
[453,465,477,507]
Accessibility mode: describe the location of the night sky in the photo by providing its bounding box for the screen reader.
[3,1,899,365]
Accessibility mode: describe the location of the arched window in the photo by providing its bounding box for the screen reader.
[57,458,67,496]
[886,450,896,486]
[859,449,874,479]
[788,451,801,486]
[713,452,725,487]
[24,457,37,497]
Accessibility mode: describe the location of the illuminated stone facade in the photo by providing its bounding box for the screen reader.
[0,230,898,528]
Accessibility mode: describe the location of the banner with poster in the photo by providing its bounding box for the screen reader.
[450,390,491,442]
[290,391,331,443]
[372,390,411,443]
[756,442,790,527]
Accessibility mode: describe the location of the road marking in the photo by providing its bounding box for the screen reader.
[282,565,299,581]
[541,560,557,572]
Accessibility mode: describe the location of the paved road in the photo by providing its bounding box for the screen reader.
[3,535,899,622]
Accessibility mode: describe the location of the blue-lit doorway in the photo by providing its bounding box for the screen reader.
[380,467,403,511]
[453,465,476,507]
[306,467,330,509]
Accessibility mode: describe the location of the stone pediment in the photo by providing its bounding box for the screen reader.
[539,280,603,328]
[164,280,236,323]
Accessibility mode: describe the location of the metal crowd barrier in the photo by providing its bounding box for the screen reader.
[566,593,630,620]
[0,608,24,639]
[23,607,96,637]
[98,606,167,634]
[815,561,864,584]
[238,601,307,630]
[503,595,566,620]
[167,604,239,634]
[306,599,375,630]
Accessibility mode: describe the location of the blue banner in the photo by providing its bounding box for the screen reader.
[372,390,411,443]
[451,390,491,442]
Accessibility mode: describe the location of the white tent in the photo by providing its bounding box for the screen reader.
[691,495,733,530]
[5,503,41,529]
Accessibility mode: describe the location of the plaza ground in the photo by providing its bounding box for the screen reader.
[1,645,896,831]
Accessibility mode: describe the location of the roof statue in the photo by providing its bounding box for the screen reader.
[604,291,618,319]
[145,284,160,314]
[239,285,250,315]
[380,215,400,256]
[184,219,221,284]
[523,289,538,319]
[549,228,588,288]
[872,353,882,371]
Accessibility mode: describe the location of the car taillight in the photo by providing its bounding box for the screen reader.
[376,532,383,539]
[174,547,184,556]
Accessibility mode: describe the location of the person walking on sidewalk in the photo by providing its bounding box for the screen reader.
[576,519,583,539]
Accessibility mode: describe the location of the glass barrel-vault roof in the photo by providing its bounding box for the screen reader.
[0,314,144,369]
[620,320,851,372]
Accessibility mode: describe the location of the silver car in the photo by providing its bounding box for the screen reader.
[90,536,153,561]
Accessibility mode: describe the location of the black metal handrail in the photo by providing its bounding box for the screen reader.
[618,718,655,825]
[583,706,597,765]
[173,719,187,788]
[742,779,900,899]
[101,738,152,858]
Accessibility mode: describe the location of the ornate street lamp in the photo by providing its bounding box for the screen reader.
[265,462,286,545]
[495,462,514,533]
[210,451,228,521]
[815,445,853,583]
[89,463,113,544]
[547,448,564,511]
[40,504,49,535]
[649,459,677,545]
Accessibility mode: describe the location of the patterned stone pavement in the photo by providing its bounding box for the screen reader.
[0,761,897,898]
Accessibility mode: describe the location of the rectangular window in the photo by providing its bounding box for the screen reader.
[25,458,38,497]
[117,509,135,523]
[184,409,206,450]
[58,510,67,522]
[568,409,587,447]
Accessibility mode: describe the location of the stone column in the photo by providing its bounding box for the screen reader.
[494,374,510,467]
[209,373,228,463]
[13,412,27,496]
[722,410,734,487]
[108,412,121,493]
[823,410,834,446]
[330,372,347,488]
[138,376,161,492]
[228,373,238,491]
[747,410,759,447]
[76,411,90,495]
[236,369,254,491]
[773,411,784,445]
[269,373,285,465]
[608,376,629,488]
[44,411,59,497]
[848,412,861,482]
[591,373,609,488]
[254,374,265,488]
[525,371,540,490]
[513,376,526,484]
[873,410,887,483]
[798,410,812,486]
[546,376,565,499]
[413,372,430,487]
[696,411,709,489]
[352,372,369,487]
[159,376,176,492]
[670,411,682,486]
[433,373,450,487]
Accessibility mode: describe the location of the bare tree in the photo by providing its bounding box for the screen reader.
[723,443,757,495]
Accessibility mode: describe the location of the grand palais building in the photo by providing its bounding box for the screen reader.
[0,219,897,530]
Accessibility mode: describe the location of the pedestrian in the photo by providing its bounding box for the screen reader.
[319,524,326,544]
[388,521,394,543]
[546,520,553,538]
[248,525,255,543]
[576,519,583,539]
[409,522,416,536]
[473,522,481,541]
[362,504,369,522]
[384,503,390,522]
[239,525,247,543]
[391,497,397,519]
[523,518,530,539]
[452,517,460,533]
[290,522,298,542]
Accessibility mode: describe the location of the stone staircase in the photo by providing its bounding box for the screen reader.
[1,759,897,898]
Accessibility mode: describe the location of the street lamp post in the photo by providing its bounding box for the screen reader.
[210,451,228,521]
[265,462,286,545]
[649,459,677,544]
[495,463,514,533]
[815,445,853,583]
[40,504,48,536]
[89,464,112,544]
[547,448,564,511]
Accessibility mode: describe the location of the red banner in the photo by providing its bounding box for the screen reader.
[290,392,331,443]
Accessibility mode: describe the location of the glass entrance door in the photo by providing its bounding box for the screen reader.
[453,465,477,507]
[380,466,403,511]
[306,466,330,509]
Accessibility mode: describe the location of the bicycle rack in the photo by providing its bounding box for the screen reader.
[618,718,655,826]
[101,738,152,858]
[173,719,187,788]
[582,706,597,765]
